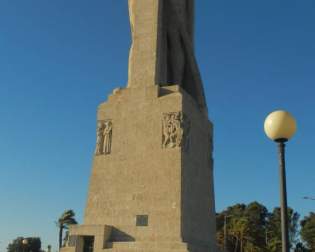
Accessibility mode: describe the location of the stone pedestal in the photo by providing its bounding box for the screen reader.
[60,1,218,250]
[61,85,217,252]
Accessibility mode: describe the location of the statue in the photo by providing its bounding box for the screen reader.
[128,0,193,85]
[127,0,207,113]
[159,0,194,85]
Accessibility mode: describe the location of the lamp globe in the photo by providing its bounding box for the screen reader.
[264,110,297,142]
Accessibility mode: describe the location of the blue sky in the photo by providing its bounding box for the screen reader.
[0,1,314,251]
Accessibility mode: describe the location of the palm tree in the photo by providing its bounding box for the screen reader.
[57,209,77,249]
[229,217,250,252]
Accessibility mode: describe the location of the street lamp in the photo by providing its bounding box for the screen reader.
[22,239,28,252]
[223,214,232,252]
[264,110,297,252]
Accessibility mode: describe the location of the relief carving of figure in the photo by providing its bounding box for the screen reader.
[103,120,113,155]
[95,122,105,155]
[162,112,181,148]
[162,112,190,150]
[95,120,113,155]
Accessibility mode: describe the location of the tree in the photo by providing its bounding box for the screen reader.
[57,209,77,249]
[294,242,309,252]
[300,212,315,250]
[216,204,247,251]
[266,207,300,251]
[216,202,268,252]
[229,217,250,252]
[244,202,268,250]
[7,237,41,252]
[216,202,300,252]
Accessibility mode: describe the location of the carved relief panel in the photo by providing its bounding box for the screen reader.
[162,112,191,151]
[95,120,113,155]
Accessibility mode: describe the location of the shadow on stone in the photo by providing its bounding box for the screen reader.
[159,86,176,97]
[108,227,135,243]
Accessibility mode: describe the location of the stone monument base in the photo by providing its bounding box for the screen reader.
[60,85,217,252]
[61,224,214,252]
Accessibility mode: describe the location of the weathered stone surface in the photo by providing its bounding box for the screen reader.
[61,86,217,252]
[128,0,208,114]
[60,1,218,251]
[128,0,159,88]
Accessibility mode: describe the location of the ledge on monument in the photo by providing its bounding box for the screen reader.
[103,241,216,252]
[101,83,208,118]
[105,241,188,250]
[100,84,182,107]
[99,83,208,113]
[69,224,111,236]
[158,84,181,97]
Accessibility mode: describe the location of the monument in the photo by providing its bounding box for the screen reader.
[61,0,217,251]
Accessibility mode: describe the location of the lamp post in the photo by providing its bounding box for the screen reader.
[22,239,28,252]
[264,110,297,252]
[223,214,232,252]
